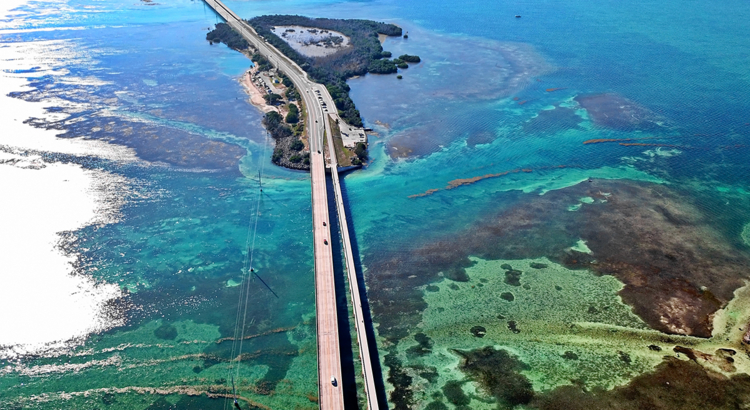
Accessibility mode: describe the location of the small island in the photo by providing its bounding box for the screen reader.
[246,15,413,127]
[207,16,420,171]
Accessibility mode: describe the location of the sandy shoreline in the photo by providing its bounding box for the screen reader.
[240,67,278,114]
[239,67,309,154]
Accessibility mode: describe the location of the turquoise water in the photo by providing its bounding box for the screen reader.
[1,0,750,409]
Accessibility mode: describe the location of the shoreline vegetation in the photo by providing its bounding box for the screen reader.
[206,22,248,50]
[253,53,310,170]
[246,15,408,128]
[242,53,310,170]
[329,115,368,167]
[210,26,311,170]
[207,16,420,171]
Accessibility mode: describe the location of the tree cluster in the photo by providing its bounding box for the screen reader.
[285,87,300,101]
[279,73,294,87]
[391,58,409,69]
[399,54,421,63]
[325,83,361,127]
[251,53,273,71]
[354,142,368,160]
[263,111,292,139]
[350,142,368,165]
[289,152,310,164]
[263,93,283,105]
[368,59,398,74]
[206,23,249,51]
[290,139,304,150]
[286,103,299,124]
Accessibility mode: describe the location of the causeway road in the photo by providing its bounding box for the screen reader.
[323,114,381,410]
[203,2,380,408]
[203,1,343,408]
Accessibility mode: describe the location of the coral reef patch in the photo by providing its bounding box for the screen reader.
[367,179,750,407]
[454,347,534,408]
[379,179,750,339]
[532,358,750,410]
[522,105,583,134]
[575,94,665,131]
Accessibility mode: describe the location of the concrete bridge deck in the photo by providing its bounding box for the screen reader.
[202,1,380,408]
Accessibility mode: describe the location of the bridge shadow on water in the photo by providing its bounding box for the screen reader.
[325,175,360,409]
[327,173,389,409]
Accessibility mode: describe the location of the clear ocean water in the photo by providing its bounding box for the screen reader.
[1,0,749,409]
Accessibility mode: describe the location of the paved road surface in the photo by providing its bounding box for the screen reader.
[324,110,381,410]
[202,2,379,408]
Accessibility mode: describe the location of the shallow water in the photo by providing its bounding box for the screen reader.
[1,0,750,409]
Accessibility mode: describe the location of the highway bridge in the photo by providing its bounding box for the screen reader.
[202,1,380,408]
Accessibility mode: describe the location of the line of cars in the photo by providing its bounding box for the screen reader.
[314,89,328,112]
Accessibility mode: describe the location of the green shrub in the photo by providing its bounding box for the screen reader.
[354,142,368,160]
[290,139,304,151]
[264,111,292,139]
[263,93,283,105]
[251,53,273,71]
[280,74,294,87]
[286,103,299,123]
[285,87,300,101]
[399,54,421,63]
[368,59,398,74]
